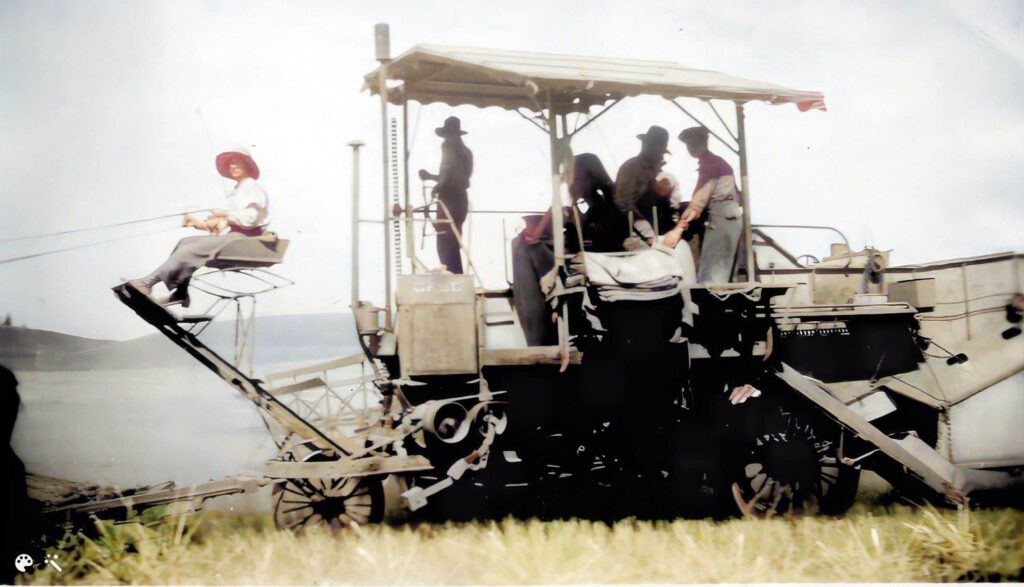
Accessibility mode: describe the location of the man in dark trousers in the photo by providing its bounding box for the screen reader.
[419,116,474,274]
[613,125,671,245]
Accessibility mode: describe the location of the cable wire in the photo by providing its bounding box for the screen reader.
[0,226,181,265]
[0,209,212,244]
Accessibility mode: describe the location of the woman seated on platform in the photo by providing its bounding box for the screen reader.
[512,153,627,345]
[127,147,270,308]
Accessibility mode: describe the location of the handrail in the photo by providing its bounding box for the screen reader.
[752,224,850,252]
[752,224,853,270]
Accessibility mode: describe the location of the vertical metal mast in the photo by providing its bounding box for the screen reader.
[375,23,393,328]
[348,140,364,312]
[735,102,755,281]
[402,101,414,268]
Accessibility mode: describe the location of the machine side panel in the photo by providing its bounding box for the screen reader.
[950,371,1024,468]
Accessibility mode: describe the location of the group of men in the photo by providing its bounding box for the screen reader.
[419,116,744,284]
[612,124,743,283]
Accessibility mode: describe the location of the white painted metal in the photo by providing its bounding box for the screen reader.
[950,371,1024,467]
[363,45,824,112]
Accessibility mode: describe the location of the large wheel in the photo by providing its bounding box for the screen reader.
[271,439,384,530]
[792,415,861,516]
[732,432,819,518]
[732,418,861,518]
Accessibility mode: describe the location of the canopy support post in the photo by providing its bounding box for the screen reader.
[547,91,565,269]
[735,102,755,282]
[547,92,571,366]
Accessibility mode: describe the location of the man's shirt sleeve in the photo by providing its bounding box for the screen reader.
[613,159,642,214]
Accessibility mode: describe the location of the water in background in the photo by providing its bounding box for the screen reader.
[9,313,363,513]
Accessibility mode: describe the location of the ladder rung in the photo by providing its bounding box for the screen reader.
[177,314,215,324]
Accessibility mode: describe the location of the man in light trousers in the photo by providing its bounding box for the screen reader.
[662,126,743,284]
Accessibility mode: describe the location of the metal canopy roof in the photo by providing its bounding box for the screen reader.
[364,44,826,114]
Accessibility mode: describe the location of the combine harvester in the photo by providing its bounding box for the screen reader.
[40,27,1021,527]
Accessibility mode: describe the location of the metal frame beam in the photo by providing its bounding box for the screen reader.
[735,101,755,281]
[671,99,739,155]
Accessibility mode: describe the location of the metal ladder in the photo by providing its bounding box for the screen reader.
[112,283,357,456]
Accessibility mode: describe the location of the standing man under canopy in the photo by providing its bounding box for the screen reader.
[663,126,743,283]
[613,125,671,245]
[419,116,474,274]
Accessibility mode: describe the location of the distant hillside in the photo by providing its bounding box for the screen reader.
[0,313,359,371]
[0,326,113,360]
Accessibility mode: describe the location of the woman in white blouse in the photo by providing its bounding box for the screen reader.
[127,148,270,307]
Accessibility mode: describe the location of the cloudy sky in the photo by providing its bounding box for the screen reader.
[1,0,1022,340]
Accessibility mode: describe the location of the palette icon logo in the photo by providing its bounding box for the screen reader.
[14,554,33,573]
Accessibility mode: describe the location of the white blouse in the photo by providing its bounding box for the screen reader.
[226,177,269,228]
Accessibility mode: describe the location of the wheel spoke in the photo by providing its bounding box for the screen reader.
[288,511,315,529]
[285,481,316,499]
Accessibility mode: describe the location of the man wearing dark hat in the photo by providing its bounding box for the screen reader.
[664,126,743,283]
[419,116,474,274]
[613,126,671,245]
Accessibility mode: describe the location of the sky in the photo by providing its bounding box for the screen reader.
[1,0,1022,340]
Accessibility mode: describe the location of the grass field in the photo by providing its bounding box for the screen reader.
[19,502,1024,585]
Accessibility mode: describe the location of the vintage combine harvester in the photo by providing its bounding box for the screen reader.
[83,29,1021,527]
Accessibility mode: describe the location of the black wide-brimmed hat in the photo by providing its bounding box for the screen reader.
[435,116,468,137]
[637,125,670,154]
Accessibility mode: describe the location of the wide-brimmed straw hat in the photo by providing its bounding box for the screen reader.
[435,116,468,137]
[637,125,670,154]
[216,147,260,180]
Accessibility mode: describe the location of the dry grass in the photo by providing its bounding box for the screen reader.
[21,504,1024,584]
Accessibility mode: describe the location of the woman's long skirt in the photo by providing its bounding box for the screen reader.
[156,232,245,289]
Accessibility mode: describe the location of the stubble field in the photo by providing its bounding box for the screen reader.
[19,501,1024,585]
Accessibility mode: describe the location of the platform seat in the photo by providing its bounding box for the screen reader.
[207,232,290,269]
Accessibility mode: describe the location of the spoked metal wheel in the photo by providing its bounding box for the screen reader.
[272,475,384,530]
[816,437,861,515]
[732,432,819,518]
[787,415,861,516]
[271,438,384,530]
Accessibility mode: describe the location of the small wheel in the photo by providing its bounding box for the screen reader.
[271,438,384,530]
[272,475,384,530]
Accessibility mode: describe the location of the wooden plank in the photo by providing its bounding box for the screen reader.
[266,354,365,382]
[265,455,433,479]
[50,477,268,514]
[270,377,327,396]
[480,346,582,366]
